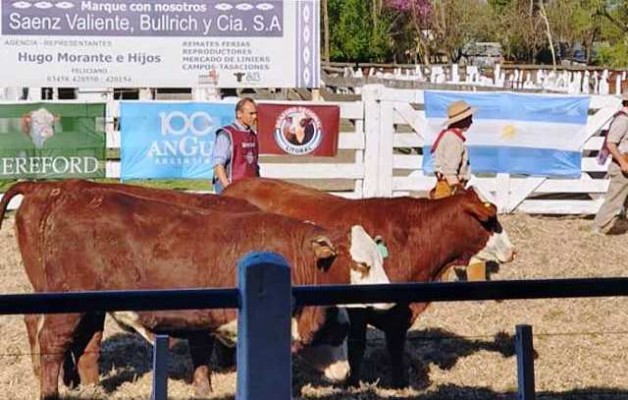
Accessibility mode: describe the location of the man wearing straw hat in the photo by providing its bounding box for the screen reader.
[429,99,488,281]
[429,99,476,200]
[592,89,628,234]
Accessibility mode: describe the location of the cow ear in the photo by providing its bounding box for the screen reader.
[463,200,497,222]
[311,235,337,270]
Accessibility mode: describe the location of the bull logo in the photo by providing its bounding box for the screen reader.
[233,72,245,82]
[274,107,323,155]
[20,107,59,149]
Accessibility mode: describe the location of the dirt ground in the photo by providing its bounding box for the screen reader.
[1,213,627,400]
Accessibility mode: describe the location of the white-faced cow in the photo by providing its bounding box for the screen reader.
[224,177,516,387]
[0,181,391,399]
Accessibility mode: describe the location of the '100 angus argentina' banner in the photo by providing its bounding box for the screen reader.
[120,102,234,180]
[0,0,320,88]
[422,91,591,178]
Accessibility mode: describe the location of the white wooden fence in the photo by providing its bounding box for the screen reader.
[1,85,623,214]
[360,85,622,214]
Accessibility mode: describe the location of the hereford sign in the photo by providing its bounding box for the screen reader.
[0,0,320,88]
[0,102,106,179]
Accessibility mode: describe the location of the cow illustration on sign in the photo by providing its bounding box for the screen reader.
[274,107,322,155]
[21,107,59,149]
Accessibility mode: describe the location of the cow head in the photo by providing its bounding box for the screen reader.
[21,107,58,149]
[462,188,516,264]
[299,225,392,382]
[309,225,391,288]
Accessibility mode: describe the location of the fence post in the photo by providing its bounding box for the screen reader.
[151,334,169,400]
[378,99,395,197]
[362,84,384,198]
[515,324,536,400]
[236,252,292,400]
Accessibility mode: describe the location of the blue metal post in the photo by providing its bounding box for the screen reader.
[151,334,169,400]
[236,252,292,400]
[516,324,536,400]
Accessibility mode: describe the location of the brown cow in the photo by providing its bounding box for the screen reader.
[0,179,262,390]
[224,177,516,388]
[0,181,390,399]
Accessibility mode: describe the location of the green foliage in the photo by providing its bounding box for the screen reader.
[328,0,393,62]
[324,0,628,67]
[595,42,628,68]
[487,0,513,12]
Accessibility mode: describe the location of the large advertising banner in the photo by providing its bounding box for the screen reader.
[0,102,106,179]
[257,103,340,156]
[0,0,320,88]
[120,102,234,180]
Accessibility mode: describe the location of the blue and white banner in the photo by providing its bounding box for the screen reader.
[422,91,591,178]
[120,102,234,180]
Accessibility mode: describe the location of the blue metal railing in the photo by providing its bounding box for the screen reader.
[3,277,628,316]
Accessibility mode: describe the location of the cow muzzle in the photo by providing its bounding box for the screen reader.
[297,342,350,383]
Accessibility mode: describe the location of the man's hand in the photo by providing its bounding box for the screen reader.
[607,143,628,173]
[445,176,460,186]
[213,165,230,188]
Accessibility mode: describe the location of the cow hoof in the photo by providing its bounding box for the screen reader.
[192,366,212,397]
[322,361,350,383]
[194,382,212,398]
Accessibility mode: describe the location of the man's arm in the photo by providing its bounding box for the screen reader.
[213,164,230,188]
[607,142,628,173]
[211,131,231,188]
[606,115,628,174]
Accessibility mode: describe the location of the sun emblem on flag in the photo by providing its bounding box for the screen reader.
[501,124,516,139]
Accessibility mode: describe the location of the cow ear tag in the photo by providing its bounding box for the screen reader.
[374,235,389,259]
[378,243,389,259]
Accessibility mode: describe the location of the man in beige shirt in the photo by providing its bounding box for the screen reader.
[592,90,628,234]
[429,100,490,282]
[430,100,475,199]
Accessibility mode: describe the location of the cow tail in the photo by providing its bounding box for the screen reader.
[0,181,37,229]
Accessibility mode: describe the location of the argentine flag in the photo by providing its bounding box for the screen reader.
[422,91,591,178]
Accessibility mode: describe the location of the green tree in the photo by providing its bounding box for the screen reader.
[328,0,393,62]
[489,0,544,63]
[430,0,492,62]
[487,0,514,11]
[546,0,606,62]
[385,0,492,64]
[595,0,628,66]
[323,0,628,67]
